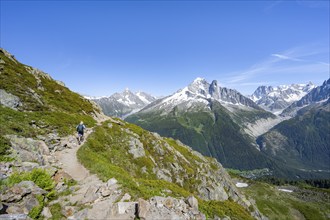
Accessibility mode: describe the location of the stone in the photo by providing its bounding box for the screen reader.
[53,170,73,183]
[137,198,150,220]
[155,169,172,182]
[164,197,174,209]
[4,135,49,165]
[0,214,28,220]
[41,207,52,219]
[69,208,88,220]
[195,213,206,220]
[128,137,145,158]
[107,178,118,187]
[61,206,76,217]
[86,200,113,219]
[0,89,22,110]
[187,196,198,211]
[24,196,40,212]
[120,193,131,202]
[112,202,137,215]
[1,182,32,203]
[100,186,111,197]
[5,205,24,214]
[82,185,100,204]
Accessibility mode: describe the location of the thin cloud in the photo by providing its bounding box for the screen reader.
[224,45,329,84]
[271,53,303,61]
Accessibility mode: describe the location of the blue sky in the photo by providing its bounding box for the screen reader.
[1,1,329,97]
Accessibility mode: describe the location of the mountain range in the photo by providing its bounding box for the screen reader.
[0,48,264,219]
[126,78,330,179]
[126,78,277,170]
[250,82,316,114]
[1,48,329,219]
[87,89,156,118]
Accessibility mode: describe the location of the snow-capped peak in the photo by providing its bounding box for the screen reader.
[144,78,259,113]
[250,82,316,113]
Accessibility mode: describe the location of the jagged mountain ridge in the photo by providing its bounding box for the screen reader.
[281,78,330,117]
[0,48,264,219]
[140,77,262,113]
[126,78,277,171]
[250,82,316,114]
[89,89,157,118]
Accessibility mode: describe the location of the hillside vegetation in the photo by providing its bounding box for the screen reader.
[77,118,258,219]
[228,172,330,220]
[258,100,330,179]
[0,49,98,159]
[127,100,272,170]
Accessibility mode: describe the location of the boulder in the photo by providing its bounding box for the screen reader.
[5,135,49,165]
[0,89,22,110]
[128,137,145,158]
[187,196,198,212]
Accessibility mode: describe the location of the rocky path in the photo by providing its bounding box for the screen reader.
[55,114,110,182]
[55,128,95,182]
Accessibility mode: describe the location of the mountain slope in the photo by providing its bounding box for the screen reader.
[0,49,264,219]
[257,99,330,179]
[250,83,315,114]
[127,78,276,170]
[90,89,156,118]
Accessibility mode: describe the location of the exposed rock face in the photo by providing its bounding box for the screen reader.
[128,137,146,158]
[5,135,50,165]
[0,89,22,110]
[0,181,46,215]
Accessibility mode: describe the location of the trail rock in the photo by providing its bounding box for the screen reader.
[82,185,100,204]
[53,170,73,183]
[62,206,76,218]
[138,198,150,220]
[120,193,131,202]
[112,202,137,216]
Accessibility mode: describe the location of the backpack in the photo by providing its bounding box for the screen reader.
[77,124,84,133]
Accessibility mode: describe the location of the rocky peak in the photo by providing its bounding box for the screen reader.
[281,78,330,116]
[209,80,220,100]
[251,82,316,113]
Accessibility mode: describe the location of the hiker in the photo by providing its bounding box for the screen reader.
[76,121,86,144]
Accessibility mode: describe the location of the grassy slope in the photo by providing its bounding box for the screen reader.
[0,50,97,159]
[231,173,330,220]
[77,119,253,220]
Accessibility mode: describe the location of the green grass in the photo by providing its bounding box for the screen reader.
[49,203,65,220]
[200,200,254,220]
[77,120,255,219]
[0,50,99,115]
[0,105,96,138]
[236,176,330,220]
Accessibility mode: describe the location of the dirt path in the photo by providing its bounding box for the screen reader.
[55,115,110,182]
[55,129,94,182]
